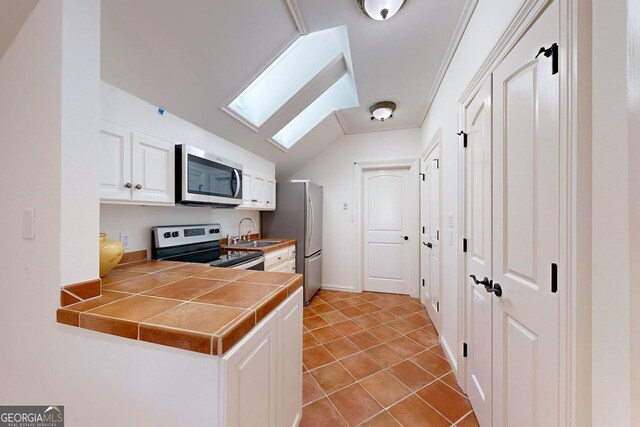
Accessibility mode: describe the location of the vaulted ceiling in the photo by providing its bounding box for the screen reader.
[101,0,474,179]
[0,0,39,60]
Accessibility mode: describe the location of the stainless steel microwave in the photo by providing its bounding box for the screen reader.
[175,144,243,207]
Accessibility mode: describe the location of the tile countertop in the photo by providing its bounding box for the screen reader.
[222,238,296,253]
[56,261,303,356]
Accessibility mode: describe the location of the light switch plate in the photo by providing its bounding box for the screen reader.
[22,208,35,240]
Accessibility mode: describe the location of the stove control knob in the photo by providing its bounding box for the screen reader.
[163,232,171,238]
[214,228,220,233]
[172,231,179,238]
[209,229,215,234]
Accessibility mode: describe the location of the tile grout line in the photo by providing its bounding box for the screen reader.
[302,290,472,426]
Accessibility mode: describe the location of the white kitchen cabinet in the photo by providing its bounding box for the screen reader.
[99,120,175,205]
[99,121,132,201]
[222,312,278,427]
[240,170,254,207]
[277,287,303,427]
[220,287,303,427]
[237,170,276,211]
[265,244,296,272]
[265,178,276,210]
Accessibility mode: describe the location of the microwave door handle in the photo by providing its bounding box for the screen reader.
[233,169,241,198]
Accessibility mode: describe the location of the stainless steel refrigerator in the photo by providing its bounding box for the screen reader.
[261,181,322,305]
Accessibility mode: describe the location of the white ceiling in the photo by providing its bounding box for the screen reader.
[0,0,39,60]
[101,0,474,179]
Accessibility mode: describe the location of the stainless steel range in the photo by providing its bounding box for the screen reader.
[151,223,264,270]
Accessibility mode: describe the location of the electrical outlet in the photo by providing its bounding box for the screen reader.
[119,231,131,251]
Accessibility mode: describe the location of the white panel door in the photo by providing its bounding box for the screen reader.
[422,149,441,329]
[223,312,278,427]
[492,3,560,426]
[363,169,411,295]
[277,288,303,427]
[131,132,174,204]
[464,77,493,427]
[99,121,131,201]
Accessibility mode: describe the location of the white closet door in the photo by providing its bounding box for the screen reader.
[464,77,493,427]
[492,3,560,426]
[363,169,412,295]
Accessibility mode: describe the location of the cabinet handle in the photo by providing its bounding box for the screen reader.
[124,182,132,189]
[134,184,142,190]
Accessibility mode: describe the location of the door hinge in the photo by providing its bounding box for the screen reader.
[434,158,439,169]
[457,131,468,148]
[535,43,558,75]
[419,173,425,181]
[436,230,439,240]
[422,226,425,234]
[436,301,440,312]
[551,263,558,293]
[463,238,468,253]
[463,342,468,358]
[422,278,425,287]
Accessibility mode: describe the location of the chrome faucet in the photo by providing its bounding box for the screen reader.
[238,217,257,241]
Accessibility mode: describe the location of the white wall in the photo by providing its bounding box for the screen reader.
[629,0,640,423]
[99,82,271,252]
[0,3,221,425]
[60,0,101,284]
[591,0,632,425]
[291,128,422,291]
[418,0,523,371]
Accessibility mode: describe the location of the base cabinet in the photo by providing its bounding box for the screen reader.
[220,287,303,427]
[265,245,296,273]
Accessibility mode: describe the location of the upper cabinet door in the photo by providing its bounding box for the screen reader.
[253,175,266,207]
[241,170,254,207]
[131,132,175,204]
[99,121,131,201]
[265,178,276,210]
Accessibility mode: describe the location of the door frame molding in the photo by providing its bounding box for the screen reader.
[354,158,420,297]
[420,129,443,330]
[456,0,580,425]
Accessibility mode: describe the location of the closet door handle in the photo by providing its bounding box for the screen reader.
[486,282,503,297]
[469,275,491,287]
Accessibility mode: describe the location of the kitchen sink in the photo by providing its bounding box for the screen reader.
[231,240,282,248]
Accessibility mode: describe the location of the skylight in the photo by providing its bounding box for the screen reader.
[272,74,358,149]
[226,25,359,149]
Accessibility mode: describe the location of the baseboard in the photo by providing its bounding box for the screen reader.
[440,336,458,373]
[319,285,358,293]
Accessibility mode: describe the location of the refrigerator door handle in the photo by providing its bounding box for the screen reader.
[308,193,314,247]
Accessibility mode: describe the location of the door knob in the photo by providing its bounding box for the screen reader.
[469,275,491,287]
[402,236,409,241]
[486,282,503,297]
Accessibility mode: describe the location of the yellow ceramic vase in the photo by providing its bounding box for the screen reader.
[99,233,124,277]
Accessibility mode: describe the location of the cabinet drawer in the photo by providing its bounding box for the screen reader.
[285,259,296,273]
[265,247,289,269]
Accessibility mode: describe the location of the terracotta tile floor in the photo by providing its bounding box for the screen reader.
[301,289,479,427]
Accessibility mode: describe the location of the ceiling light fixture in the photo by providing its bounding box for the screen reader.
[357,0,407,21]
[370,101,396,122]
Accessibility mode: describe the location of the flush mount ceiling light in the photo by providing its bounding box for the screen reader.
[357,0,407,21]
[370,101,396,121]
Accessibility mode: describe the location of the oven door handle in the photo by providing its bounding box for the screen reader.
[230,256,265,269]
[159,247,220,261]
[233,169,241,198]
